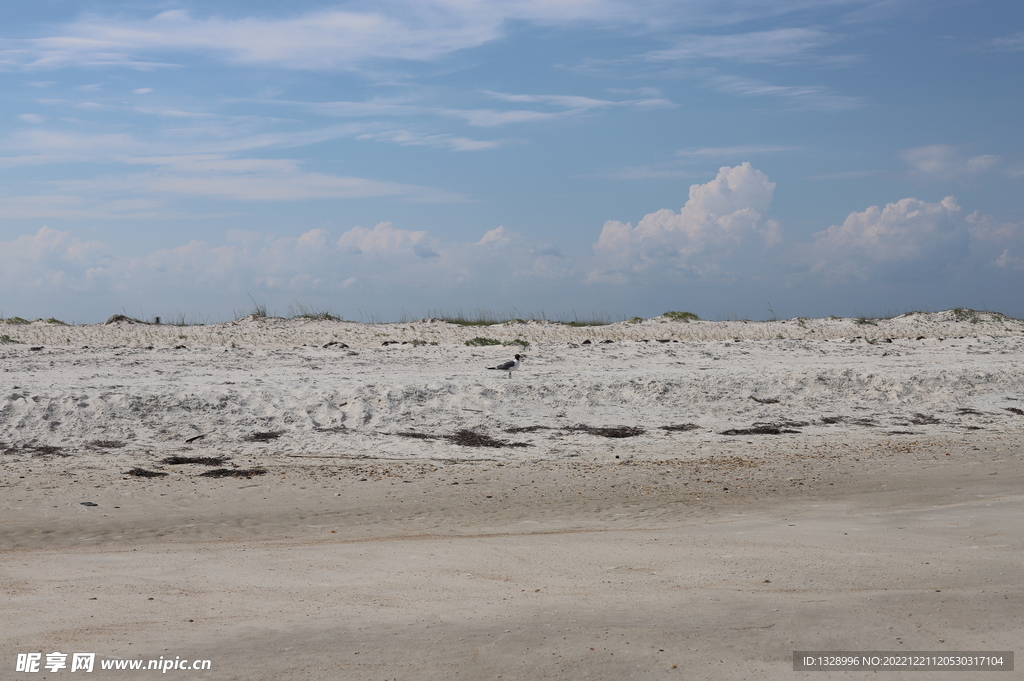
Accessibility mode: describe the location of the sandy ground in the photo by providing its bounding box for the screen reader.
[2,311,1023,679]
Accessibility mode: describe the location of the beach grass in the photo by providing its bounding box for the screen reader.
[420,308,613,326]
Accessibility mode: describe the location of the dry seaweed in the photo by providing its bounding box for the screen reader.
[659,423,700,432]
[447,429,530,448]
[719,424,801,435]
[749,396,780,404]
[13,444,69,457]
[1006,407,1024,416]
[200,467,267,478]
[504,425,554,433]
[243,431,284,442]
[909,413,941,425]
[162,455,230,466]
[89,439,126,449]
[396,431,436,440]
[821,415,877,426]
[567,424,645,438]
[126,467,167,478]
[315,425,349,433]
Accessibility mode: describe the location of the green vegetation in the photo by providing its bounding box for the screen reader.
[4,317,30,324]
[663,311,700,322]
[0,334,22,344]
[951,307,981,324]
[44,318,67,325]
[626,316,645,324]
[288,302,342,321]
[503,338,530,348]
[465,337,502,347]
[854,316,877,326]
[422,308,611,326]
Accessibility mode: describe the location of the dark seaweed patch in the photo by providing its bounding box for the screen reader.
[567,424,645,438]
[719,424,801,435]
[957,408,984,416]
[749,396,780,404]
[888,430,918,435]
[200,467,267,478]
[89,439,126,449]
[162,455,230,466]
[243,431,284,442]
[504,425,554,433]
[396,431,436,440]
[909,413,941,425]
[659,423,700,432]
[315,425,349,433]
[126,467,167,478]
[1006,407,1024,416]
[12,444,69,457]
[447,429,530,448]
[820,416,877,426]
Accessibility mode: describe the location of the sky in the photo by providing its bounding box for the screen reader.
[1,0,1022,323]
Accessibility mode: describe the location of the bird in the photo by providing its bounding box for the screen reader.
[488,354,522,378]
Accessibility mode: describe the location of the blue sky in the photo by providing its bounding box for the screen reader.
[1,0,1022,323]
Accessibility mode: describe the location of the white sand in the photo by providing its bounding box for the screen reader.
[2,311,1022,679]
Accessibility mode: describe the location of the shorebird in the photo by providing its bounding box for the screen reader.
[488,354,522,378]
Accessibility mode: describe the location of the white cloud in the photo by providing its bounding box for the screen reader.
[440,107,560,127]
[808,196,964,280]
[645,28,840,64]
[132,87,153,94]
[710,74,865,111]
[591,162,779,280]
[356,129,505,151]
[989,31,1024,52]
[967,211,1024,271]
[477,225,517,246]
[0,219,580,319]
[900,145,1001,179]
[0,2,646,72]
[677,144,794,158]
[18,113,45,124]
[0,227,109,289]
[0,150,466,218]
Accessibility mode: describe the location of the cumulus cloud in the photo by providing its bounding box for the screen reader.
[808,196,965,280]
[0,226,109,289]
[0,220,579,320]
[967,211,1024,271]
[590,163,779,281]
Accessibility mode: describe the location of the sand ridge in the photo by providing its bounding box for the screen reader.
[1,312,1022,679]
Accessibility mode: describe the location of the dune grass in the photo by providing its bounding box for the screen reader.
[419,308,614,326]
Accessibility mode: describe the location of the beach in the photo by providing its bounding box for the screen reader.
[2,311,1023,679]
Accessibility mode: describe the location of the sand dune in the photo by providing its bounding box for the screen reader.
[2,312,1022,679]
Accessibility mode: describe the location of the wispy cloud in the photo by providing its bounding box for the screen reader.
[710,74,865,111]
[644,28,850,64]
[677,145,795,158]
[0,3,655,73]
[988,31,1024,52]
[900,145,1001,180]
[356,129,506,151]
